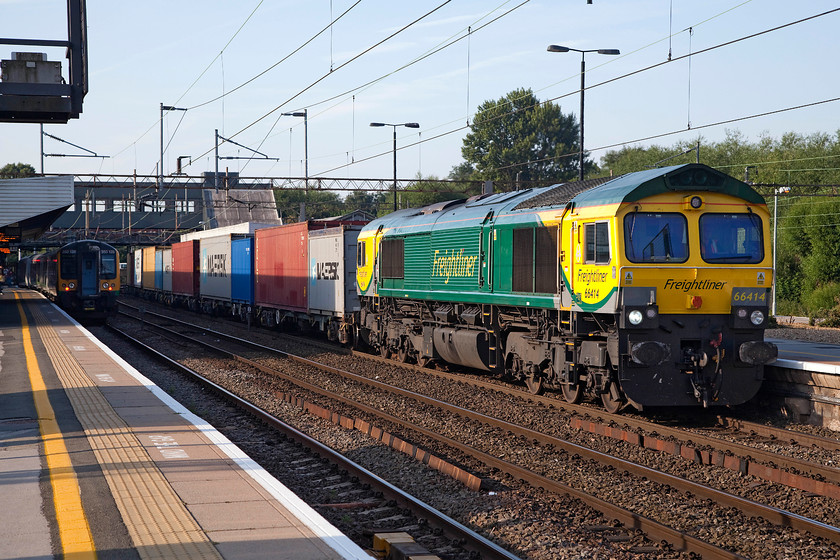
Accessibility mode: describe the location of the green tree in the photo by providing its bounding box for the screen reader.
[461,88,582,184]
[0,162,36,179]
[399,174,476,211]
[273,188,343,221]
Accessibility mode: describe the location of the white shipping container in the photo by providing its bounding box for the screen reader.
[162,248,173,293]
[133,250,143,288]
[199,235,234,301]
[308,226,362,317]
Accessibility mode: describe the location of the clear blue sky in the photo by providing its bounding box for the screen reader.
[1,0,838,181]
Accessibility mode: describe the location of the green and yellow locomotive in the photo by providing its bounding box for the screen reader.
[355,163,777,411]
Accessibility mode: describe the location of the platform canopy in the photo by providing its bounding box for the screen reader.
[0,176,74,249]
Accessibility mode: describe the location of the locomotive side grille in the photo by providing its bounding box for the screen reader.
[535,226,558,294]
[512,228,533,292]
[381,238,404,279]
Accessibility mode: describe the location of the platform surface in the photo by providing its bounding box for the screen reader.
[0,289,369,560]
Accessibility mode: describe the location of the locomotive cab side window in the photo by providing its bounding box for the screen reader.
[624,212,688,263]
[699,213,763,264]
[584,221,611,264]
[356,240,366,267]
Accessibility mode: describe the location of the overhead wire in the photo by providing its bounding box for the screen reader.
[314,6,840,177]
[111,1,267,160]
[207,0,456,173]
[273,0,531,170]
[185,0,363,112]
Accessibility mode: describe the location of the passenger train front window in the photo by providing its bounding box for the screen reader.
[100,253,117,277]
[624,212,688,263]
[699,213,763,263]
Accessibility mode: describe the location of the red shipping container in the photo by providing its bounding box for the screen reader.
[172,240,200,297]
[255,222,309,312]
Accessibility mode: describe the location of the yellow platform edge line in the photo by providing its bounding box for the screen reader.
[15,293,97,559]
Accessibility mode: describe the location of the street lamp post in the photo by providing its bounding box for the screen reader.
[370,122,420,212]
[547,45,619,181]
[160,103,187,188]
[282,109,308,186]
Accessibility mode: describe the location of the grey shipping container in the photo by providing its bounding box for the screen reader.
[307,225,362,317]
[199,234,242,302]
[161,248,173,293]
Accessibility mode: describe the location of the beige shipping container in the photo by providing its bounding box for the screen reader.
[142,246,157,291]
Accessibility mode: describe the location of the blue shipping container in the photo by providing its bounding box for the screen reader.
[154,249,164,291]
[231,237,254,305]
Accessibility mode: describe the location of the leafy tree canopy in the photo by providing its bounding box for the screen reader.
[273,187,386,221]
[460,88,584,184]
[0,162,36,179]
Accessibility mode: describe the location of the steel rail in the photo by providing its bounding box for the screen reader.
[105,321,521,560]
[120,302,840,488]
[718,415,840,452]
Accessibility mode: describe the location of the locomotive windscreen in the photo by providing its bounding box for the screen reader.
[624,212,688,263]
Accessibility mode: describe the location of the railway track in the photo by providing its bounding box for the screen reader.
[121,298,840,495]
[110,301,840,559]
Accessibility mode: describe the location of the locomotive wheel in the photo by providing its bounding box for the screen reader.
[379,343,391,359]
[561,382,583,404]
[397,339,411,363]
[525,374,544,395]
[601,383,625,414]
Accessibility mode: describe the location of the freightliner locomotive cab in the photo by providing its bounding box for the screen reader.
[356,164,777,412]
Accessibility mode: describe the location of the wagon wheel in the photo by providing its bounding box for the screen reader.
[379,342,391,359]
[601,382,626,414]
[416,356,432,368]
[561,381,584,404]
[525,373,544,395]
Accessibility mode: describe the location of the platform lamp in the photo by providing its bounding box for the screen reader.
[369,122,420,211]
[547,45,619,181]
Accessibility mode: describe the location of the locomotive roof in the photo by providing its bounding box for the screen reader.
[364,163,765,235]
[565,163,766,208]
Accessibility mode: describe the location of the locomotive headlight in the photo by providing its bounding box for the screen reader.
[102,282,109,289]
[737,308,748,319]
[690,196,703,209]
[68,282,75,289]
[750,310,765,326]
[645,307,657,320]
[628,310,644,325]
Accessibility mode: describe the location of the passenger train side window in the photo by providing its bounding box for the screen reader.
[584,222,610,264]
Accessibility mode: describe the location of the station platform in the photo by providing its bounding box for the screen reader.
[0,289,371,560]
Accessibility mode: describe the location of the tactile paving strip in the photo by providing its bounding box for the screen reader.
[31,304,224,560]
